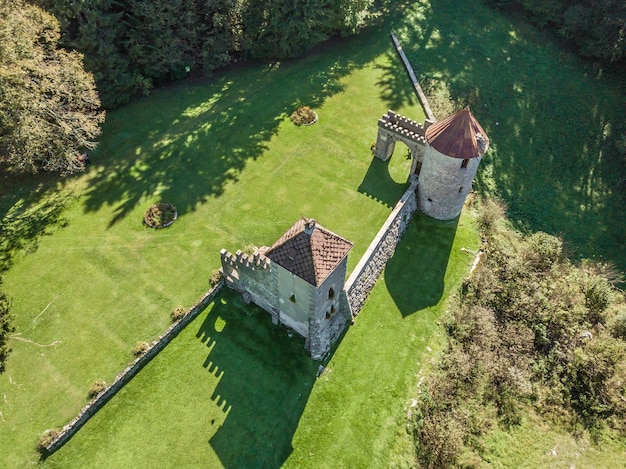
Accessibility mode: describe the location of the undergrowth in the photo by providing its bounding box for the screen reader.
[412,198,626,468]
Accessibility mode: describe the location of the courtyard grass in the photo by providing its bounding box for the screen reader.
[0,25,422,467]
[41,211,479,468]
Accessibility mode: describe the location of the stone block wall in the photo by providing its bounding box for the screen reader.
[344,177,418,316]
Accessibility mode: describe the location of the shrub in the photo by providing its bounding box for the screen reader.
[209,270,222,287]
[289,106,317,126]
[585,276,612,316]
[143,203,177,228]
[88,379,107,398]
[477,198,506,236]
[171,305,186,322]
[132,341,150,357]
[37,428,60,452]
[609,309,626,340]
[525,231,562,271]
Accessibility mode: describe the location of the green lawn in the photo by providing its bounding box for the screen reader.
[394,0,626,272]
[0,23,425,468]
[1,0,625,467]
[41,212,478,468]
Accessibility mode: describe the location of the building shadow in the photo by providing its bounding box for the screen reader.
[358,153,411,207]
[384,212,458,316]
[196,289,318,469]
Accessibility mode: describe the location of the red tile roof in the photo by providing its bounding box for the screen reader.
[425,107,489,159]
[265,217,353,286]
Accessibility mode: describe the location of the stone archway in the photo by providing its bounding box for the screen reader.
[374,111,431,175]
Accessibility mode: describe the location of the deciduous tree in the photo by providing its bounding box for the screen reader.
[0,0,105,174]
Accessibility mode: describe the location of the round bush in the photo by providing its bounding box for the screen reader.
[290,106,317,126]
[38,428,60,452]
[88,379,107,398]
[132,341,150,357]
[144,203,177,228]
[171,305,186,322]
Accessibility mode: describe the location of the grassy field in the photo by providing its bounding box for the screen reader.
[394,0,626,273]
[1,0,625,466]
[41,212,479,468]
[0,23,427,467]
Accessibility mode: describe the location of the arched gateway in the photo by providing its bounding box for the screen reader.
[374,110,433,175]
[374,107,490,221]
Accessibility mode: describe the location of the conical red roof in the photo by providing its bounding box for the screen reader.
[425,107,489,159]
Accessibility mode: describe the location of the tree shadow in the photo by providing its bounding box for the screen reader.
[81,28,392,227]
[0,172,74,274]
[385,212,458,316]
[196,289,318,468]
[393,0,626,273]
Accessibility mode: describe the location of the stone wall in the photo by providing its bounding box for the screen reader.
[344,177,418,316]
[42,281,224,455]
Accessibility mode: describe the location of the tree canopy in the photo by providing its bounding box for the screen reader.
[0,0,105,174]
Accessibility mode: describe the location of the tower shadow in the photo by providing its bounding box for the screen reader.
[385,212,458,316]
[196,289,318,468]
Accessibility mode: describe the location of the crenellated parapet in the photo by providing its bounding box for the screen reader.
[375,111,432,169]
[377,110,429,143]
[220,248,271,270]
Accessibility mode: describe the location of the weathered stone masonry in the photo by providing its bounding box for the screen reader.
[345,176,418,316]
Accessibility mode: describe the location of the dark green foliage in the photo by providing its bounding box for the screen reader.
[0,287,14,374]
[36,0,376,107]
[414,209,626,466]
[483,0,626,64]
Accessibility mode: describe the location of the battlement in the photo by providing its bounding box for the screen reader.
[220,248,271,270]
[378,110,429,143]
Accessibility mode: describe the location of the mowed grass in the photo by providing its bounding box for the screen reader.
[41,212,479,468]
[0,25,423,467]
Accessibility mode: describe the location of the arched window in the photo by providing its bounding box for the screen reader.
[461,158,469,169]
[328,287,335,300]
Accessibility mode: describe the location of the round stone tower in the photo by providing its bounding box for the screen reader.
[418,107,489,220]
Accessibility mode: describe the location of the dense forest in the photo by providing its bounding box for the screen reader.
[32,0,377,109]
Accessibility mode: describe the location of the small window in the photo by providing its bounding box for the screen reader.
[459,186,463,193]
[328,287,335,300]
[461,158,469,169]
[289,294,296,303]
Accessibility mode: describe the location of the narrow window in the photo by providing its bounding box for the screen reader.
[461,158,469,169]
[328,287,335,300]
[289,294,296,303]
[459,186,463,193]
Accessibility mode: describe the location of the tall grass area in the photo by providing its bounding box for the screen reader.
[0,28,422,467]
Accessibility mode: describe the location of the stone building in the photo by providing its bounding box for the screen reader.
[375,106,490,220]
[220,217,353,359]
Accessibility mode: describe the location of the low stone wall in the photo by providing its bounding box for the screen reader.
[42,280,225,455]
[345,177,418,316]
